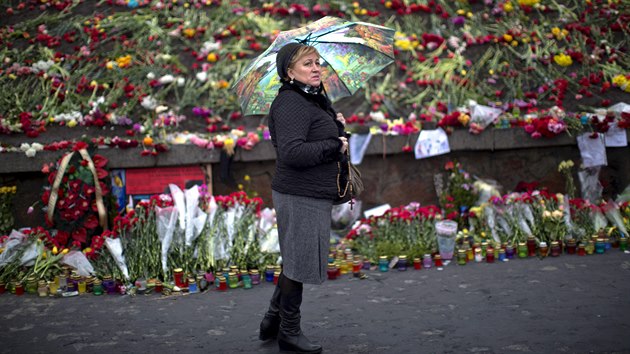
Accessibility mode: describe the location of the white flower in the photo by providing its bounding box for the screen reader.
[31,143,44,151]
[141,96,158,110]
[159,54,172,61]
[202,40,222,52]
[158,74,174,84]
[369,111,386,122]
[176,77,185,86]
[196,71,208,82]
[32,59,54,73]
[25,148,37,158]
[146,72,156,80]
[20,143,30,152]
[155,105,169,114]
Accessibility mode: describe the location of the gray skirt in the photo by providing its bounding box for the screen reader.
[272,190,332,285]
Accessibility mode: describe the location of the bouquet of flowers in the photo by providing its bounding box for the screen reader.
[439,161,479,229]
[41,143,112,249]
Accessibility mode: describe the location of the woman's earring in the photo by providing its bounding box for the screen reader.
[289,77,294,84]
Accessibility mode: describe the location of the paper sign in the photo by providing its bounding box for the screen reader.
[577,133,607,168]
[604,122,628,147]
[414,128,451,160]
[349,133,372,165]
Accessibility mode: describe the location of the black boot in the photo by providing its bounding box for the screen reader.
[278,276,322,353]
[259,282,282,341]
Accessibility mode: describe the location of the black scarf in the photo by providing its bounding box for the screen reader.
[278,80,335,118]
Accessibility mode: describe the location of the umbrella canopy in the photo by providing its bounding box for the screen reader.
[232,16,395,116]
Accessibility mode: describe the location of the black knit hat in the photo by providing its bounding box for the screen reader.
[276,42,305,81]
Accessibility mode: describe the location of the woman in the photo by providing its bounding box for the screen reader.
[258,42,348,353]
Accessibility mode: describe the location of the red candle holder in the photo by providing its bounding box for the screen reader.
[413,258,422,270]
[434,255,443,267]
[577,245,586,256]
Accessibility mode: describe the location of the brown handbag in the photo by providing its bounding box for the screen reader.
[335,151,363,208]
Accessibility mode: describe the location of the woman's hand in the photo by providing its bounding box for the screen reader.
[339,136,348,154]
[336,112,346,126]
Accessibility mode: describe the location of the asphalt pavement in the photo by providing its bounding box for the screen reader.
[1,251,629,354]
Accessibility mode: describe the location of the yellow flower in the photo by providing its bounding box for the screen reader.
[67,119,78,128]
[216,80,229,89]
[207,53,218,62]
[458,113,471,126]
[116,55,132,68]
[511,40,518,47]
[238,184,244,190]
[244,175,251,182]
[552,210,563,219]
[518,0,539,5]
[183,28,196,38]
[503,34,513,42]
[106,61,115,70]
[385,1,392,8]
[52,246,58,255]
[224,137,234,147]
[62,248,69,254]
[395,38,413,51]
[553,53,573,67]
[504,2,513,12]
[42,252,47,259]
[83,247,93,254]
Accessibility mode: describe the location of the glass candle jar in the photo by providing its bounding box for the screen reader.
[77,279,87,294]
[228,272,239,289]
[102,276,116,295]
[434,255,443,267]
[352,260,361,277]
[327,264,338,280]
[577,244,586,256]
[498,248,506,261]
[198,274,208,291]
[505,244,515,259]
[413,258,422,270]
[620,237,628,252]
[273,271,281,285]
[242,273,252,289]
[422,254,432,269]
[481,242,488,257]
[566,239,577,254]
[0,282,5,294]
[155,280,163,293]
[457,249,467,266]
[397,256,407,271]
[173,268,185,288]
[217,276,227,291]
[26,276,38,294]
[93,279,103,295]
[378,256,389,272]
[526,235,537,257]
[486,248,495,263]
[37,280,48,297]
[539,242,548,257]
[362,260,371,270]
[466,247,474,262]
[604,237,611,250]
[586,240,595,255]
[264,266,275,282]
[14,282,24,296]
[595,238,606,254]
[517,242,528,258]
[474,248,483,263]
[188,278,199,293]
[250,269,260,285]
[550,241,561,257]
[66,279,77,293]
